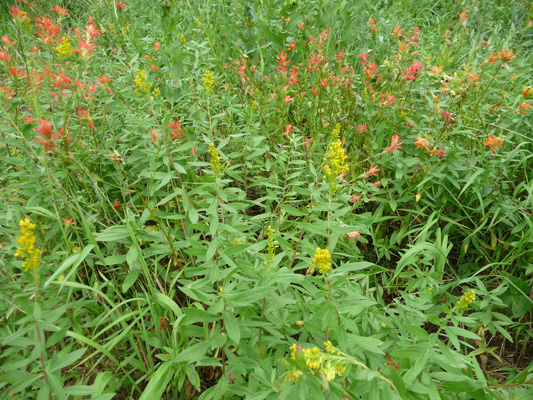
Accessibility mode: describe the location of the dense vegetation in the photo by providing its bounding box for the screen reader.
[1,0,532,398]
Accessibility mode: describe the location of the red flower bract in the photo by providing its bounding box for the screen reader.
[34,119,63,154]
[35,16,60,45]
[53,5,68,17]
[404,61,424,81]
[71,39,96,58]
[275,51,291,74]
[383,134,403,154]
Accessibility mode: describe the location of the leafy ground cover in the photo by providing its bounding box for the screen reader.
[1,0,532,398]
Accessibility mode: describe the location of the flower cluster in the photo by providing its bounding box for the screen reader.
[366,18,377,36]
[55,36,72,59]
[35,16,60,45]
[34,119,64,154]
[340,224,361,242]
[383,134,403,154]
[287,342,346,383]
[14,218,42,274]
[202,70,215,93]
[330,123,341,140]
[134,69,152,96]
[483,135,503,154]
[168,119,185,141]
[414,135,446,158]
[311,247,331,274]
[209,144,222,177]
[487,49,516,66]
[323,139,348,192]
[456,290,476,308]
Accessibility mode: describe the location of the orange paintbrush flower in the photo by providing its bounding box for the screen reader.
[497,49,516,63]
[383,135,403,154]
[364,164,379,177]
[483,135,503,154]
[414,136,430,152]
[517,102,531,115]
[428,65,442,77]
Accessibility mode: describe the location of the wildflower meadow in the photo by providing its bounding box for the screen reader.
[1,0,533,399]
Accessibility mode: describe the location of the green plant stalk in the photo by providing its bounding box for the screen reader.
[120,167,179,266]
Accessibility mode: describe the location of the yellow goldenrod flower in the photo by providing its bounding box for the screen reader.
[330,123,341,140]
[209,143,222,177]
[288,342,346,382]
[285,369,303,383]
[311,247,331,273]
[15,218,42,274]
[55,36,72,59]
[323,139,348,192]
[202,70,215,93]
[134,69,152,96]
[180,34,186,45]
[456,290,476,308]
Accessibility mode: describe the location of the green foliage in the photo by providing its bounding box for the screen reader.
[1,0,532,398]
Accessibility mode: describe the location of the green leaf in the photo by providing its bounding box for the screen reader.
[50,348,87,373]
[122,270,141,293]
[403,350,429,384]
[173,341,210,363]
[45,244,95,287]
[349,334,384,355]
[404,325,429,340]
[188,206,198,224]
[388,366,406,398]
[226,286,276,307]
[155,292,183,317]
[223,310,240,344]
[182,307,221,324]
[170,60,183,80]
[139,360,174,400]
[281,204,306,216]
[223,243,252,256]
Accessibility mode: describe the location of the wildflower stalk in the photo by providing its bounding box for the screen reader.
[15,218,52,399]
[258,297,266,352]
[401,80,414,107]
[15,21,29,71]
[119,166,180,267]
[274,140,293,225]
[43,157,70,250]
[472,63,503,118]
[146,92,199,269]
[35,319,53,400]
[325,191,333,342]
[147,144,162,205]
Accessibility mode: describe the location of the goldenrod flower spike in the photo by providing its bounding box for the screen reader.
[323,139,348,192]
[134,69,152,96]
[209,144,222,177]
[202,70,215,93]
[55,36,72,59]
[15,218,42,274]
[456,290,476,308]
[311,247,331,273]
